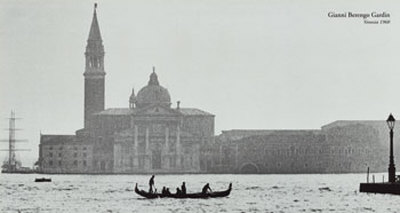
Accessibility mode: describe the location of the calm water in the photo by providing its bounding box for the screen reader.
[1,173,400,213]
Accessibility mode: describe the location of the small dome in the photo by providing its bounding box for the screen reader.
[136,71,171,108]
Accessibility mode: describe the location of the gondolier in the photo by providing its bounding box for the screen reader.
[181,182,187,194]
[149,175,155,193]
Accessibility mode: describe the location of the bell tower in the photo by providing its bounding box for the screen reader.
[84,3,105,128]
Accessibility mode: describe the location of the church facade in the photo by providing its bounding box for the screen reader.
[38,5,214,174]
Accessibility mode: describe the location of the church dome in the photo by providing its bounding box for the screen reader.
[135,71,171,108]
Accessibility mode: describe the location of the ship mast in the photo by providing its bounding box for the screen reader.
[0,111,29,172]
[8,111,16,170]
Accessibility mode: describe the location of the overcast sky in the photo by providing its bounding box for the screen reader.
[1,0,400,166]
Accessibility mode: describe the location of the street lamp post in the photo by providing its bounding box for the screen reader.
[387,114,396,183]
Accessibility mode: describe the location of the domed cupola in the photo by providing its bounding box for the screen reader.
[148,71,159,86]
[135,68,171,108]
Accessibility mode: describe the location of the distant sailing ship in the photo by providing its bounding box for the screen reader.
[1,111,34,173]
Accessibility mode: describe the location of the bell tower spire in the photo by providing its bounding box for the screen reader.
[88,3,102,42]
[84,3,106,128]
[85,3,104,73]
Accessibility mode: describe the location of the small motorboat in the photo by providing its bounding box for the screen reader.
[134,183,232,199]
[34,177,52,182]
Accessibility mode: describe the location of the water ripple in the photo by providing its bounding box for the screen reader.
[1,173,400,213]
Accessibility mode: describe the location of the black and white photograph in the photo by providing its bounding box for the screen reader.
[1,0,400,212]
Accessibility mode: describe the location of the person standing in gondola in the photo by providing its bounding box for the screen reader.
[149,175,155,193]
[181,182,187,195]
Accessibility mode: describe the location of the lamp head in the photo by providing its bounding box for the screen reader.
[387,113,396,130]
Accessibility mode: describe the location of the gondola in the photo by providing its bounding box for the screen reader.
[134,183,232,199]
[34,177,52,182]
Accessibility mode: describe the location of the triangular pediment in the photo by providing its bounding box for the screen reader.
[134,104,181,116]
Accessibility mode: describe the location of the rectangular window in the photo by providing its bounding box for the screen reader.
[58,161,62,166]
[138,156,144,169]
[200,159,205,170]
[49,160,53,166]
[49,152,53,157]
[74,153,78,158]
[58,153,62,157]
[130,157,134,168]
[207,160,211,169]
[83,160,87,167]
[170,157,176,167]
[73,160,78,166]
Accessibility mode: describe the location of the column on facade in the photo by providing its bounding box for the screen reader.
[194,143,201,171]
[145,126,150,169]
[176,125,181,169]
[235,144,239,170]
[219,145,223,165]
[133,125,138,167]
[145,126,149,153]
[165,127,169,150]
[164,127,170,169]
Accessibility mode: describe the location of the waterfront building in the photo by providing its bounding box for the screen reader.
[39,135,94,173]
[205,121,399,174]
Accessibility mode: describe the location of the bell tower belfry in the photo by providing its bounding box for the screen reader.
[84,3,106,128]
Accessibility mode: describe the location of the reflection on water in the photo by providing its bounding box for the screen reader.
[1,173,400,213]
